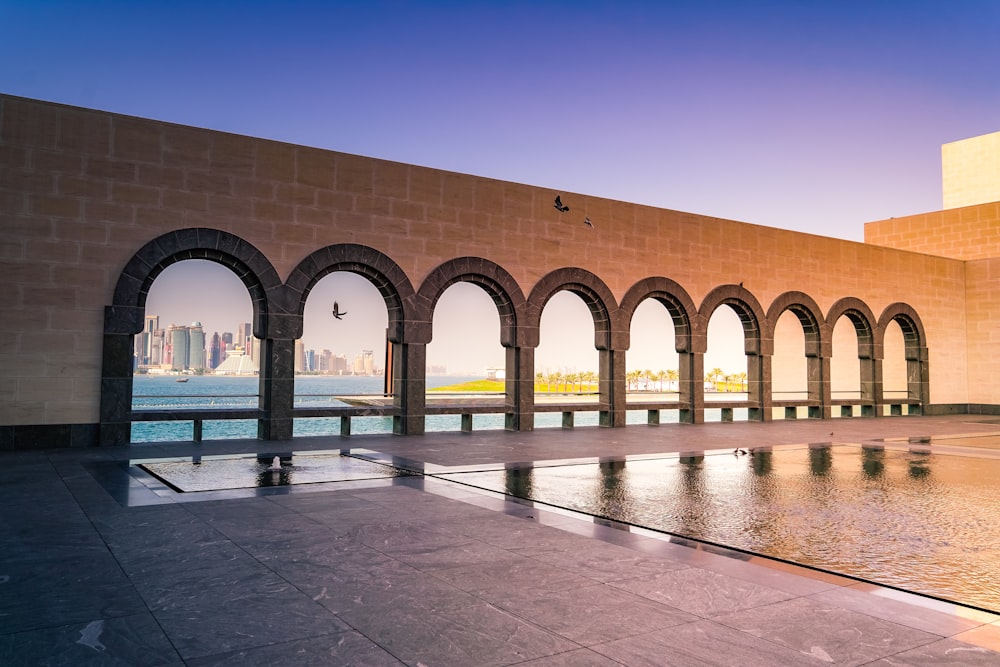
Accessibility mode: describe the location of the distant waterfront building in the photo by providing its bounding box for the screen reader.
[294,340,306,373]
[332,353,347,374]
[168,325,189,371]
[212,352,258,375]
[188,322,206,370]
[209,332,222,369]
[306,349,315,372]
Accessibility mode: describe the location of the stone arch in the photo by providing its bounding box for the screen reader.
[108,227,281,336]
[826,297,876,359]
[878,302,929,411]
[417,257,527,348]
[876,302,927,359]
[698,284,766,355]
[101,228,281,446]
[765,291,825,357]
[767,291,828,417]
[285,243,416,343]
[526,268,619,350]
[619,277,698,353]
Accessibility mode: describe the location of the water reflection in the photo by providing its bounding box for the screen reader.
[444,445,1000,612]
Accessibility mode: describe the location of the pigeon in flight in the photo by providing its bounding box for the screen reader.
[584,217,594,228]
[332,302,348,319]
[553,195,569,212]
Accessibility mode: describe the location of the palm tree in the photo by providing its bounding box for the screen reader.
[736,371,747,392]
[626,370,642,391]
[708,367,724,391]
[666,369,679,392]
[535,372,545,391]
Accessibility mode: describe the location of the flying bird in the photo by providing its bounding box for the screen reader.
[553,195,569,212]
[332,302,348,319]
[584,217,594,228]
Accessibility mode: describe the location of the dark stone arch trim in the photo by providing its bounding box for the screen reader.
[108,228,280,336]
[698,284,767,355]
[286,243,415,343]
[417,257,527,348]
[877,302,927,358]
[526,268,619,350]
[765,291,826,357]
[826,297,877,358]
[619,277,698,353]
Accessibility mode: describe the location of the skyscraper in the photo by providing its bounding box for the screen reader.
[188,322,206,370]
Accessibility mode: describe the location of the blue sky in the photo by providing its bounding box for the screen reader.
[4,1,998,374]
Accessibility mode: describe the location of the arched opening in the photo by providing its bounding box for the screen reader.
[772,310,808,419]
[425,282,505,431]
[626,298,680,423]
[535,291,600,428]
[295,271,391,436]
[882,320,907,412]
[704,306,749,421]
[831,316,863,416]
[131,260,258,443]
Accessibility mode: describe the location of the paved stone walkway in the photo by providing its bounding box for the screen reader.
[3,414,1000,665]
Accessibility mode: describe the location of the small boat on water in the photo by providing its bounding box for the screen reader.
[176,378,189,383]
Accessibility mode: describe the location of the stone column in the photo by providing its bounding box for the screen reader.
[99,332,135,446]
[747,352,772,422]
[258,337,295,440]
[908,346,929,415]
[599,348,626,427]
[100,305,144,447]
[392,341,426,435]
[678,350,704,424]
[807,354,831,419]
[861,355,879,418]
[505,345,534,431]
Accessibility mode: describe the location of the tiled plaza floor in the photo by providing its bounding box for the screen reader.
[4,414,1000,665]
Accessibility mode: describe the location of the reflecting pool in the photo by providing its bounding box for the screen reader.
[439,444,1000,612]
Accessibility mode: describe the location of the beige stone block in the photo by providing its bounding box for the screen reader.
[297,149,337,188]
[54,220,109,244]
[207,195,253,218]
[159,124,210,168]
[315,189,354,210]
[58,175,110,199]
[17,376,70,402]
[373,161,409,199]
[58,107,112,156]
[112,182,161,206]
[85,156,137,182]
[26,239,80,264]
[185,170,232,196]
[137,164,185,190]
[474,180,503,213]
[113,117,163,163]
[0,190,25,215]
[278,218,318,244]
[46,400,95,423]
[275,182,318,206]
[162,189,208,212]
[256,140,296,182]
[233,177,275,200]
[1,98,58,149]
[0,144,29,170]
[253,200,293,222]
[33,149,85,175]
[442,172,475,210]
[83,200,135,224]
[390,199,425,221]
[210,133,255,177]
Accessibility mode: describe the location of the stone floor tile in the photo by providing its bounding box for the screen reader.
[428,552,597,597]
[591,619,830,666]
[609,565,795,617]
[344,601,579,667]
[184,630,405,666]
[868,637,1000,666]
[491,583,698,644]
[516,647,623,666]
[712,596,942,666]
[0,613,181,667]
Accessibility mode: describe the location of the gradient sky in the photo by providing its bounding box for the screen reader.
[5,1,998,374]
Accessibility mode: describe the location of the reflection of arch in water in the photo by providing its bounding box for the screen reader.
[861,446,885,479]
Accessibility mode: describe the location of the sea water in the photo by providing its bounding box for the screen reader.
[131,374,645,442]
